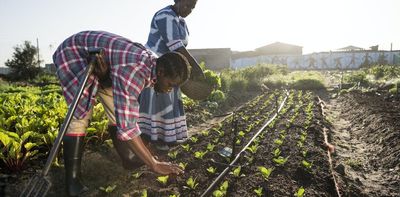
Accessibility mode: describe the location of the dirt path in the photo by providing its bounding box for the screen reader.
[321,92,399,197]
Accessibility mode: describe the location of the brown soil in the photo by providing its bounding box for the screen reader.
[1,89,399,197]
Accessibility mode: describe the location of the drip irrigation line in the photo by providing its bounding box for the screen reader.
[200,90,289,197]
[317,96,342,197]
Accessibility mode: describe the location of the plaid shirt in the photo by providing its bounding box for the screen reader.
[53,31,157,141]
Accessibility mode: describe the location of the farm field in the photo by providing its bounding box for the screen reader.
[0,69,399,197]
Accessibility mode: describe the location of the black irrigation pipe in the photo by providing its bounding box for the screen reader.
[200,90,289,197]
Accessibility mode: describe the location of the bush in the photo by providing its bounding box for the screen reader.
[290,79,326,90]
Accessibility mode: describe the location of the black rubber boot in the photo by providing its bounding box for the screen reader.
[63,136,89,196]
[108,125,144,170]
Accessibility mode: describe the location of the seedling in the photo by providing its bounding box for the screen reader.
[212,180,229,197]
[131,171,143,179]
[207,143,215,151]
[168,150,178,159]
[141,189,147,197]
[190,136,198,143]
[258,166,273,180]
[99,185,117,193]
[254,187,263,197]
[295,186,305,197]
[185,176,199,190]
[178,162,187,170]
[238,131,245,137]
[180,144,191,152]
[194,150,208,159]
[230,166,242,177]
[273,148,281,157]
[302,160,313,169]
[157,175,169,185]
[274,139,283,146]
[201,130,210,136]
[207,166,217,174]
[273,156,288,166]
[246,144,259,154]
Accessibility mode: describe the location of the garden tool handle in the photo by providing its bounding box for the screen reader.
[41,48,102,176]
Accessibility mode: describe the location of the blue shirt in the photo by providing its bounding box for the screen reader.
[146,5,189,55]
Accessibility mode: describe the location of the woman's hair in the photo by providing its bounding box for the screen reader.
[157,52,191,83]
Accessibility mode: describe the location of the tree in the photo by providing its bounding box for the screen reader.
[5,41,42,81]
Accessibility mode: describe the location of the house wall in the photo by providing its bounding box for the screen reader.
[189,48,231,70]
[232,51,400,70]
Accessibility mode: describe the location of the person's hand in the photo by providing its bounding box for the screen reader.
[150,160,184,175]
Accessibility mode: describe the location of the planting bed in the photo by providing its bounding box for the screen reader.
[3,89,399,197]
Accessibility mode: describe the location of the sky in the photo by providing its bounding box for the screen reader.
[1,0,400,67]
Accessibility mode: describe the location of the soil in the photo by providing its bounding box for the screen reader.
[1,89,399,197]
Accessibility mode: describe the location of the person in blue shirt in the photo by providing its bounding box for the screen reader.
[139,0,201,150]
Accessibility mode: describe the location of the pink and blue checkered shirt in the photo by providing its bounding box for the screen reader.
[53,31,157,141]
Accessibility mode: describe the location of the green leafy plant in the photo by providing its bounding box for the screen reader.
[273,148,281,157]
[207,166,217,174]
[181,144,191,152]
[258,166,273,180]
[295,186,305,197]
[194,150,208,159]
[179,162,188,170]
[246,144,259,154]
[230,166,242,177]
[131,171,143,179]
[273,156,288,166]
[157,175,169,185]
[254,187,263,197]
[274,138,283,146]
[141,189,147,197]
[99,185,117,193]
[190,136,198,143]
[302,160,313,169]
[0,130,40,172]
[201,130,210,136]
[207,143,215,151]
[168,150,178,159]
[212,180,228,197]
[185,176,199,190]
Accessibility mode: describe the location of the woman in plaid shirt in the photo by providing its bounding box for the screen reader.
[53,30,186,196]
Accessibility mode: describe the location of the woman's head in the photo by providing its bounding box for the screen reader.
[154,52,191,93]
[173,0,197,18]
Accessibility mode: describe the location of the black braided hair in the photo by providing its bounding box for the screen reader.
[156,52,191,84]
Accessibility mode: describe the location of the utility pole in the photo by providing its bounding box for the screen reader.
[390,43,392,51]
[37,38,40,68]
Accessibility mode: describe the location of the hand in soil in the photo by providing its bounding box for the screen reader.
[151,161,184,175]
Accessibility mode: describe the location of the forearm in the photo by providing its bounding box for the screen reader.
[126,136,157,169]
[175,46,203,76]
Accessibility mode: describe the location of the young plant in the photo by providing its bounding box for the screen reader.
[99,185,117,193]
[185,176,199,190]
[157,175,169,186]
[178,162,188,170]
[180,144,191,152]
[258,166,273,180]
[141,189,147,197]
[201,130,210,136]
[302,160,313,169]
[274,138,283,146]
[131,171,143,179]
[273,156,288,166]
[273,148,281,157]
[230,166,242,177]
[254,186,263,197]
[190,136,198,143]
[295,186,305,197]
[168,150,178,159]
[207,143,215,151]
[212,180,229,197]
[246,144,259,154]
[238,131,245,137]
[207,166,217,174]
[194,150,208,159]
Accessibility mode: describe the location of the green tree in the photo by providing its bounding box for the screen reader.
[5,41,41,81]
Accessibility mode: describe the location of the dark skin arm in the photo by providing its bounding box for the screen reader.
[175,46,204,78]
[126,136,184,175]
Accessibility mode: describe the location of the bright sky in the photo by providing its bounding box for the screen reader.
[1,0,399,67]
